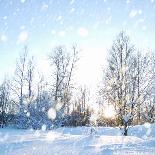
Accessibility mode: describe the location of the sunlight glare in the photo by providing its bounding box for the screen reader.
[104,105,116,118]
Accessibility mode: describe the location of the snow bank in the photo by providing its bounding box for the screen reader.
[0,123,155,155]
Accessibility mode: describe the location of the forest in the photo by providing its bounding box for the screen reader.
[0,31,155,136]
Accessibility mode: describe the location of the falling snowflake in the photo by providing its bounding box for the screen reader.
[17,31,28,43]
[1,35,7,42]
[21,0,26,3]
[48,108,56,120]
[41,124,47,131]
[129,10,137,18]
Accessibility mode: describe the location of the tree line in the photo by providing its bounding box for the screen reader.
[0,31,155,136]
[0,45,91,129]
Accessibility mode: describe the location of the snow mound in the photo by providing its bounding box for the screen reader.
[0,124,155,155]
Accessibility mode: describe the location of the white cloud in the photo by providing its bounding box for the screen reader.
[129,10,137,18]
[150,0,154,3]
[1,35,7,42]
[77,27,88,37]
[17,31,28,43]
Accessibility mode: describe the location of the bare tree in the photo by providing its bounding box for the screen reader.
[0,79,10,127]
[101,31,155,135]
[26,56,35,106]
[12,46,28,113]
[136,53,155,124]
[71,86,91,126]
[102,31,135,135]
[49,45,79,124]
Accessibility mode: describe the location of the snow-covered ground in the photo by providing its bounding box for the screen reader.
[0,123,155,155]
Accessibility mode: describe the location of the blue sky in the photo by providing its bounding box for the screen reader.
[0,0,155,85]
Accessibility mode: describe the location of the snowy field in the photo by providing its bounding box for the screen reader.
[0,124,155,155]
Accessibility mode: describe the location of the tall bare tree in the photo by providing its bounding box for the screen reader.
[0,79,10,127]
[102,31,135,135]
[101,31,155,135]
[26,56,35,106]
[12,46,28,113]
[49,45,79,123]
[135,52,155,124]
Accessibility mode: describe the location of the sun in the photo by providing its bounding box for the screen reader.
[104,105,116,118]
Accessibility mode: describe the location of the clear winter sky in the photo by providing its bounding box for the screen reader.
[0,0,155,87]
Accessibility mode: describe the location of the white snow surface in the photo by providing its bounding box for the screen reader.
[0,124,155,155]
